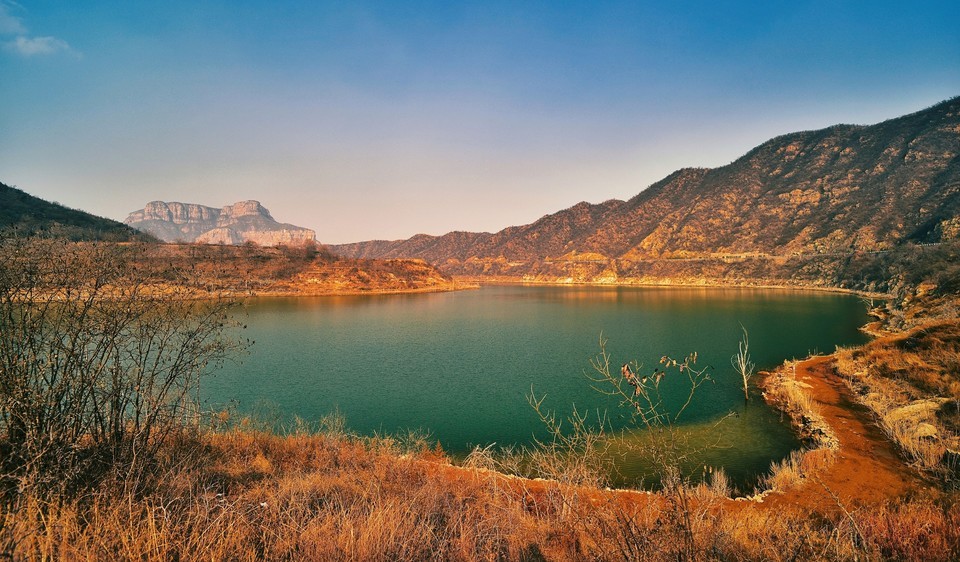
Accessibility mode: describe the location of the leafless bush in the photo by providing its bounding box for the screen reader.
[528,335,722,560]
[0,237,245,498]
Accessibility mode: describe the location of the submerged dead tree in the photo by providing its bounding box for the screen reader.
[732,325,755,401]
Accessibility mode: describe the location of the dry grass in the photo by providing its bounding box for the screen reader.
[713,501,955,562]
[758,360,841,495]
[762,361,838,450]
[835,319,960,482]
[2,430,563,561]
[5,426,957,561]
[854,498,960,562]
[762,448,839,493]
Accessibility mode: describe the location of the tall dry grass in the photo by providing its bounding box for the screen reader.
[834,320,960,483]
[2,429,561,561]
[4,426,960,561]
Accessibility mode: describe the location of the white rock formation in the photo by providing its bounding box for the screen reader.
[124,200,316,246]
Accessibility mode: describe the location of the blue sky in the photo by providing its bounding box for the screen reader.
[1,1,958,243]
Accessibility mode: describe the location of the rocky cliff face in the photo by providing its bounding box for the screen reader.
[125,200,316,246]
[333,97,960,277]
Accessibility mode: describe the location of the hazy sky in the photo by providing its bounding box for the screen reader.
[1,1,958,243]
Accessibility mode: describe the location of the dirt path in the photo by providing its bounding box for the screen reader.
[755,355,925,513]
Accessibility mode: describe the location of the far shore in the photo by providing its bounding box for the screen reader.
[229,283,472,299]
[232,274,889,300]
[454,275,890,299]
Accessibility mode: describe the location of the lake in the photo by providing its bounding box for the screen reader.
[205,285,869,486]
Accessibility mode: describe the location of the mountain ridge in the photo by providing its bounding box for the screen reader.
[332,97,960,276]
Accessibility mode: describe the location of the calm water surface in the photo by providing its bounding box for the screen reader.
[206,285,869,486]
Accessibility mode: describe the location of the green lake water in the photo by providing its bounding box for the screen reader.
[204,285,869,487]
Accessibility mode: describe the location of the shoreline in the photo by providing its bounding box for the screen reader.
[234,275,888,300]
[409,351,924,515]
[455,275,890,300]
[227,283,472,299]
[753,354,926,510]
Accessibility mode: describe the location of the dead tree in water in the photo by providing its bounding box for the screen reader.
[732,325,755,401]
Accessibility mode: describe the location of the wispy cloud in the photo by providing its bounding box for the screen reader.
[5,34,76,57]
[1,1,79,58]
[0,3,24,35]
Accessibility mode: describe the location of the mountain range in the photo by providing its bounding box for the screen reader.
[331,97,960,281]
[5,96,958,290]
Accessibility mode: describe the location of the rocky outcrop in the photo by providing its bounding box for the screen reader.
[125,200,316,246]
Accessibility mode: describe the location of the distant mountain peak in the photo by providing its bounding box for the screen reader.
[125,200,315,246]
[222,200,273,220]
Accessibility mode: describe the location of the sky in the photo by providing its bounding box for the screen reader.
[1,1,958,244]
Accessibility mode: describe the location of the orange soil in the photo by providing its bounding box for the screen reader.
[755,356,925,513]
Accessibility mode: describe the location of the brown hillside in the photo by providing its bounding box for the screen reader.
[131,243,457,296]
[333,97,960,275]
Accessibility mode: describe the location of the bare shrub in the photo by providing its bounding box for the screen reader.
[0,237,245,498]
[527,335,723,560]
[708,466,731,498]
